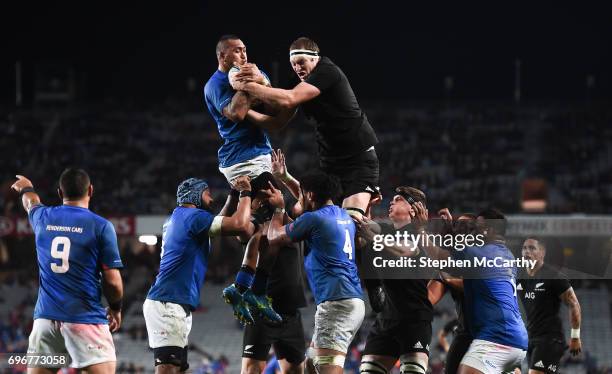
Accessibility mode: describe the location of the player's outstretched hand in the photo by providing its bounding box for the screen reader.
[438,208,453,222]
[271,149,288,180]
[11,175,33,193]
[106,307,122,333]
[569,338,582,356]
[413,201,429,229]
[369,193,383,207]
[232,176,251,192]
[260,182,284,209]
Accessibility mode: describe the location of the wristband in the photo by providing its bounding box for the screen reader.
[280,172,293,183]
[109,299,123,312]
[19,187,36,198]
[239,190,252,198]
[571,328,580,339]
[274,207,285,215]
[230,189,240,198]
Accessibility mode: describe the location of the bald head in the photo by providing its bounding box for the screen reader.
[215,35,247,71]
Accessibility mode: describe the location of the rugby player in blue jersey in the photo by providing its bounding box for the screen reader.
[265,171,365,374]
[11,169,123,373]
[204,35,294,185]
[416,207,528,374]
[143,175,253,374]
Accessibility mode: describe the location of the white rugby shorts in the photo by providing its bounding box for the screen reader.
[460,339,526,374]
[312,298,365,353]
[219,153,272,184]
[143,299,192,349]
[27,318,116,369]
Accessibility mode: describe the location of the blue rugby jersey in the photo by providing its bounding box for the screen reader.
[452,243,528,349]
[286,205,363,305]
[203,69,272,168]
[28,205,123,324]
[147,207,214,309]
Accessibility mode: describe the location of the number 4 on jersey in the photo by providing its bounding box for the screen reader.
[343,229,353,260]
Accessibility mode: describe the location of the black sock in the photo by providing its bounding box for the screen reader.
[251,268,269,296]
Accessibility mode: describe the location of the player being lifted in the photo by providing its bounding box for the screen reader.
[143,176,253,374]
[518,237,582,374]
[204,34,293,184]
[12,169,123,374]
[265,171,365,374]
[232,37,380,220]
[204,35,290,329]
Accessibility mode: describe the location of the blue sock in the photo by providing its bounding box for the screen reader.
[235,265,255,293]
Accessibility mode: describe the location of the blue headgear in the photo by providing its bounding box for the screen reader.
[176,178,209,209]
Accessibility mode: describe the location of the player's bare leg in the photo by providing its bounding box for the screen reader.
[457,363,484,374]
[28,368,58,374]
[279,358,305,374]
[241,358,267,374]
[342,192,372,220]
[83,361,116,374]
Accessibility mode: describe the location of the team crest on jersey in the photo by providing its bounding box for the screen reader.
[535,282,546,291]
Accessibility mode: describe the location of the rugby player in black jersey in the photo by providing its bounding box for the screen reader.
[518,237,582,374]
[239,151,308,374]
[239,226,307,374]
[231,37,379,221]
[355,187,433,374]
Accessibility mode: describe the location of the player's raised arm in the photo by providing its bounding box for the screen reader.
[263,183,294,246]
[427,279,447,306]
[218,188,239,217]
[270,149,300,199]
[11,175,42,213]
[560,287,583,355]
[210,176,253,236]
[413,202,452,261]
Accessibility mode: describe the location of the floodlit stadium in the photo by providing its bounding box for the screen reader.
[2,2,612,374]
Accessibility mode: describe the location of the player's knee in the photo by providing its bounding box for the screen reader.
[310,355,345,373]
[399,354,428,374]
[241,365,262,374]
[359,360,389,374]
[283,362,305,374]
[153,347,187,372]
